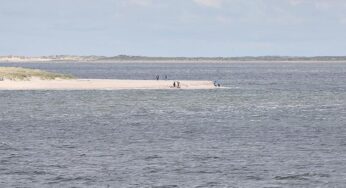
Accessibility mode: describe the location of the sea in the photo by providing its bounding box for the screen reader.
[0,62,345,187]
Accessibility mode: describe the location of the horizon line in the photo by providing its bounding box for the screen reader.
[2,55,346,58]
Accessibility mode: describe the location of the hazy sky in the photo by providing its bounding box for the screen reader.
[1,0,346,56]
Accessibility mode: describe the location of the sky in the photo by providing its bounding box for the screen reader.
[1,0,346,57]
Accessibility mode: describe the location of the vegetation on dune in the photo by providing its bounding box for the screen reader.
[0,67,74,80]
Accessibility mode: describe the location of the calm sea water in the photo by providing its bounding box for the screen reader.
[0,62,346,187]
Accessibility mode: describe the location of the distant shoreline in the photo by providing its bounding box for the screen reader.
[1,60,346,64]
[1,55,346,63]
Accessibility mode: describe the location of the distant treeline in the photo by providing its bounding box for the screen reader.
[98,55,346,61]
[2,55,346,61]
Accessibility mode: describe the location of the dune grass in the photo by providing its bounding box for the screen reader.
[0,67,74,81]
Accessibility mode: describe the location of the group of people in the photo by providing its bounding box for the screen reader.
[172,81,181,88]
[214,81,221,87]
[155,75,182,89]
[156,75,168,80]
[155,74,221,88]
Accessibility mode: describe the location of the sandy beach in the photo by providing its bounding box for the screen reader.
[0,79,216,90]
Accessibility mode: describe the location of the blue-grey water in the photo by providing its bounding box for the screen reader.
[0,62,346,187]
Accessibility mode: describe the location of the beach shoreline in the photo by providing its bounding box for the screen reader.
[0,79,216,90]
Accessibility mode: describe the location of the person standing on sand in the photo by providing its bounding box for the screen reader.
[177,81,180,88]
[173,82,176,88]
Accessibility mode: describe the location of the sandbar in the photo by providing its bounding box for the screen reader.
[0,79,216,90]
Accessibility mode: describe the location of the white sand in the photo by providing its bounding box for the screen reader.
[0,79,216,90]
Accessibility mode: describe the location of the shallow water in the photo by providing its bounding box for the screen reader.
[0,62,346,187]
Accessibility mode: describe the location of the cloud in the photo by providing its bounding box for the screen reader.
[287,0,346,9]
[193,0,223,8]
[127,0,153,7]
[288,0,304,6]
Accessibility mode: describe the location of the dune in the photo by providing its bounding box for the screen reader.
[0,67,74,80]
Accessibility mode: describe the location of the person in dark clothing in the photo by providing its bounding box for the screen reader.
[156,75,159,80]
[165,75,168,80]
[173,82,176,87]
